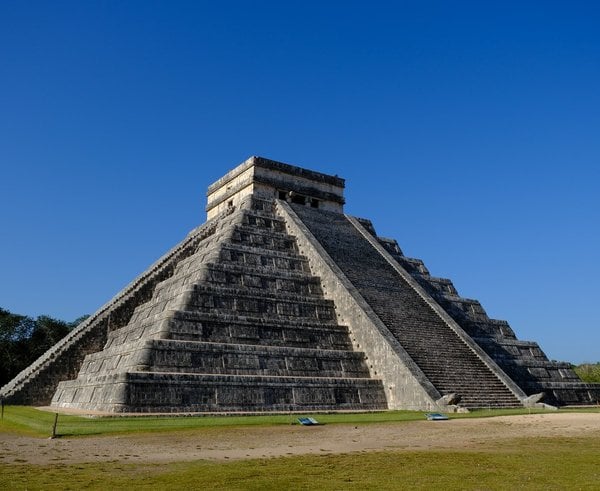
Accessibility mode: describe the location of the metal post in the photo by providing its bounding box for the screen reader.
[51,412,59,439]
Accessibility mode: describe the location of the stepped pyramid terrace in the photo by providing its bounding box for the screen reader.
[2,156,599,413]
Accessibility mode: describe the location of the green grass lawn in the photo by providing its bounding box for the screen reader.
[1,436,599,490]
[1,406,599,489]
[2,405,597,438]
[0,405,425,437]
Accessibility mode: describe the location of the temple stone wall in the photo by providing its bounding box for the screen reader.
[206,156,345,219]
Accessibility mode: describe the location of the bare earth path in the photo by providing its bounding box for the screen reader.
[1,413,599,465]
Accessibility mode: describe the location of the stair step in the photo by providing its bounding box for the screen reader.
[162,311,353,349]
[191,284,333,305]
[231,225,298,252]
[203,262,323,296]
[80,339,373,379]
[53,373,388,413]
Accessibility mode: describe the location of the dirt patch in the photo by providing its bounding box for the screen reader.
[1,413,599,465]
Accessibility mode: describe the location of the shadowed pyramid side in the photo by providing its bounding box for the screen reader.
[288,203,524,409]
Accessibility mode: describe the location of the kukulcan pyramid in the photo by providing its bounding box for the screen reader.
[2,157,598,413]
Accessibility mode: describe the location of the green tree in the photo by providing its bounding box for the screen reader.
[0,308,35,386]
[0,308,83,387]
[27,315,71,361]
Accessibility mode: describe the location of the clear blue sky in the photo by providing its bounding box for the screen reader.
[1,1,598,363]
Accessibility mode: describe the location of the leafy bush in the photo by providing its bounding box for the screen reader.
[573,363,600,383]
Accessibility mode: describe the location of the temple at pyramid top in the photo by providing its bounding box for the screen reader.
[206,156,346,219]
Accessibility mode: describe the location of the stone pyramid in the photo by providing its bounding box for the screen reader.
[2,157,598,412]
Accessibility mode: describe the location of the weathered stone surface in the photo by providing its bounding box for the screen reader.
[48,195,387,413]
[2,156,598,411]
[380,238,600,405]
[288,204,525,409]
[437,393,462,406]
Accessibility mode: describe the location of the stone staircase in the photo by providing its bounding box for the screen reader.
[51,197,387,413]
[292,205,522,409]
[372,233,600,406]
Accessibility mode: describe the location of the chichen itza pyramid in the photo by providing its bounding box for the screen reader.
[2,157,598,413]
